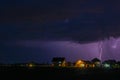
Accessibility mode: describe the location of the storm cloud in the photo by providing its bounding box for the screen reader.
[1,0,120,43]
[1,0,120,63]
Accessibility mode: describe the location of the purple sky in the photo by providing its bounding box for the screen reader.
[4,37,120,63]
[15,40,99,62]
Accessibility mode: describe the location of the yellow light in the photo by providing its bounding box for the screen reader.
[77,60,82,63]
[92,64,95,67]
[28,64,33,67]
[75,60,85,68]
[80,63,85,67]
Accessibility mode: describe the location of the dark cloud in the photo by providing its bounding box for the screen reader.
[0,0,120,44]
[0,0,105,23]
[1,0,120,63]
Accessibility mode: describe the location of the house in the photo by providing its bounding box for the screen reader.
[102,60,117,68]
[75,60,94,68]
[84,61,95,68]
[91,58,101,67]
[75,60,85,68]
[52,57,66,67]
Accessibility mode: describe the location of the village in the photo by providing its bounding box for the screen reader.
[0,57,120,69]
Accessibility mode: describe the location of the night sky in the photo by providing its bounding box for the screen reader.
[1,0,120,63]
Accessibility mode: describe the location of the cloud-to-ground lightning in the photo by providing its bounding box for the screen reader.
[98,41,103,62]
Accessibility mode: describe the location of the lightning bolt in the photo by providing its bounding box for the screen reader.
[98,41,103,62]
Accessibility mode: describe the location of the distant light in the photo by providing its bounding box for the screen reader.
[28,63,34,68]
[104,63,110,68]
[80,64,85,67]
[59,61,61,64]
[77,60,82,64]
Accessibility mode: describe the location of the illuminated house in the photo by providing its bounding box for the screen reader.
[91,58,101,67]
[75,60,85,68]
[26,61,39,68]
[102,60,117,68]
[84,61,95,68]
[75,60,95,68]
[52,57,66,67]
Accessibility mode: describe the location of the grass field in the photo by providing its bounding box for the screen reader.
[0,66,120,80]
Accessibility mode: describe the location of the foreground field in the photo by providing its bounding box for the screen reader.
[0,66,120,80]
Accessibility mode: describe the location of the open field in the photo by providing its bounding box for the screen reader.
[0,66,120,80]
